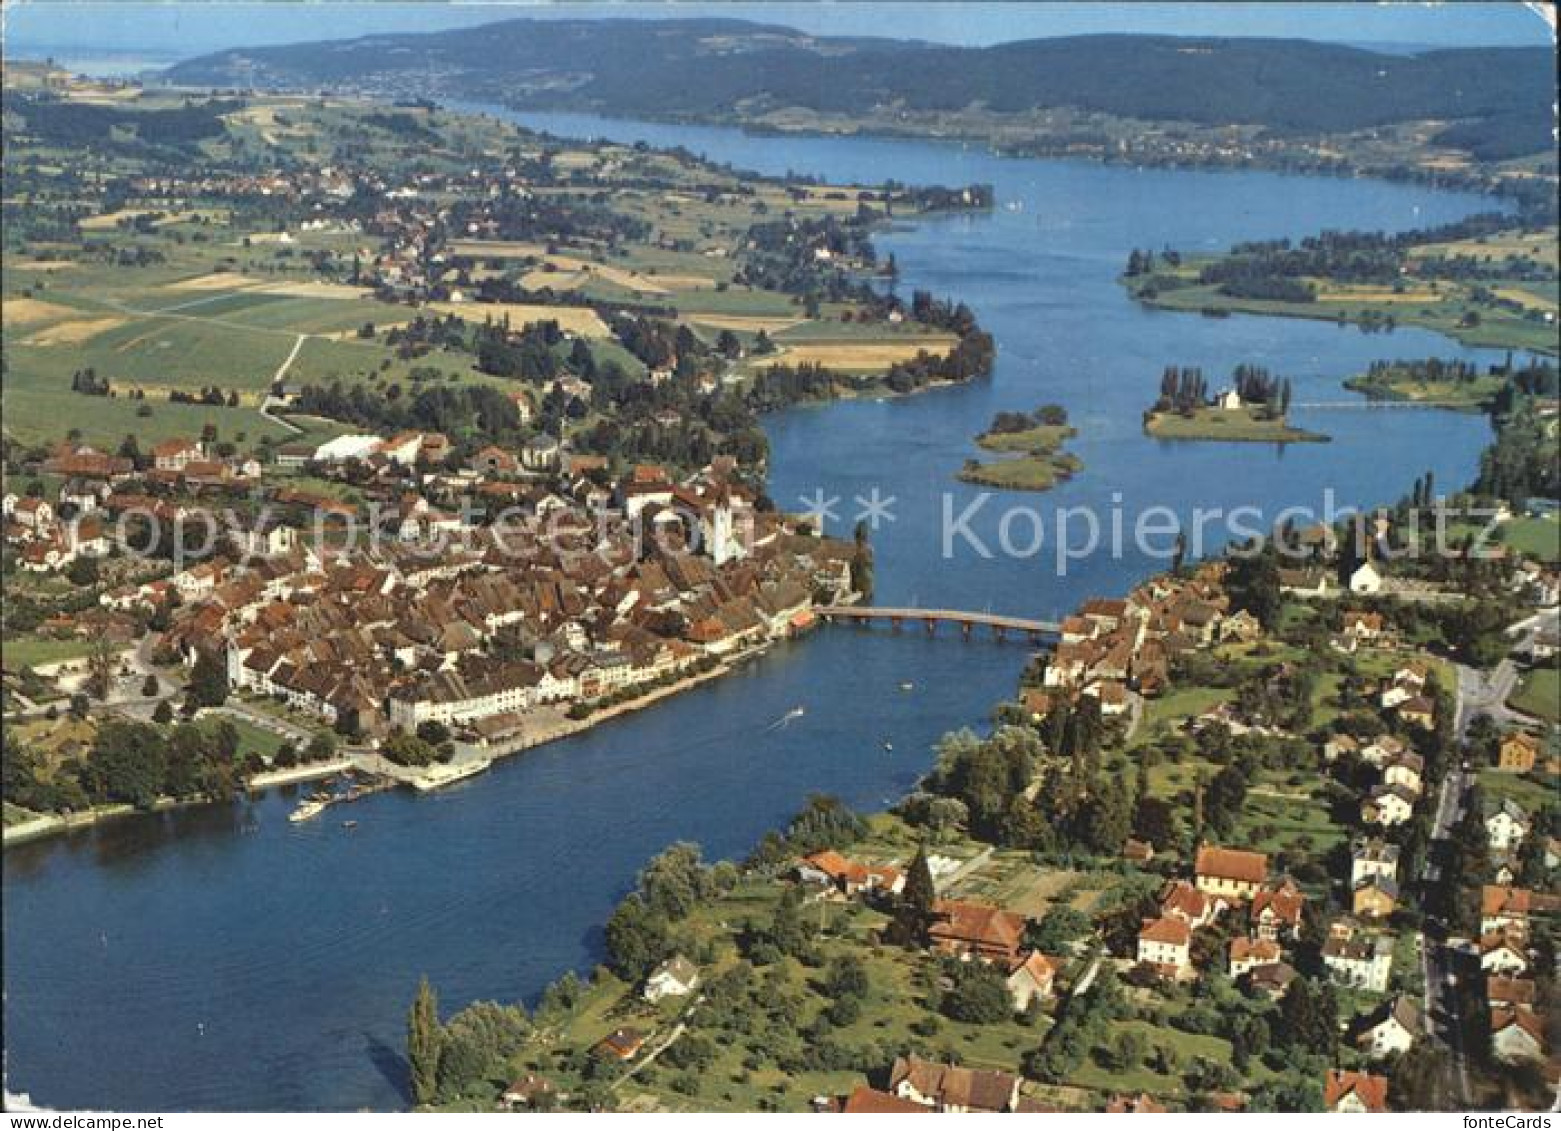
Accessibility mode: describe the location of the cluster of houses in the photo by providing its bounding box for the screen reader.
[3,437,264,575]
[1478,883,1557,1067]
[1134,846,1305,992]
[795,847,1068,1016]
[152,466,848,740]
[1031,562,1259,716]
[4,430,862,739]
[2,490,112,573]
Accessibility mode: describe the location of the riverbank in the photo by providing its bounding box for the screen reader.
[390,650,770,790]
[2,756,357,847]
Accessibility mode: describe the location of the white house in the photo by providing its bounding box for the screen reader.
[1487,799,1531,855]
[1136,917,1191,973]
[642,955,700,1003]
[1382,755,1424,796]
[1480,934,1529,976]
[1350,838,1401,887]
[1362,784,1416,827]
[1360,735,1406,766]
[1323,932,1394,993]
[1006,952,1060,1012]
[1355,995,1420,1061]
[1350,562,1383,595]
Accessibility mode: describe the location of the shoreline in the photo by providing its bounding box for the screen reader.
[3,757,356,848]
[4,639,794,845]
[385,644,781,791]
[477,100,1524,205]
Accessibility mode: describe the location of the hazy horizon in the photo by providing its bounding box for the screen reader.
[4,0,1554,70]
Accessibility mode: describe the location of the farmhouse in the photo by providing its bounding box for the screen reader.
[1194,845,1268,901]
[1228,937,1282,978]
[927,901,1027,965]
[888,1056,1021,1114]
[1491,1008,1545,1065]
[1136,917,1192,975]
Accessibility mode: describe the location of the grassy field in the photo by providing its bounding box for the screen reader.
[1342,369,1502,410]
[1478,768,1560,812]
[1144,407,1329,444]
[1501,515,1561,563]
[2,635,103,669]
[1509,663,1559,724]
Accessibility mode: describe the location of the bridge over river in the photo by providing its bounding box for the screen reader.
[815,605,1061,642]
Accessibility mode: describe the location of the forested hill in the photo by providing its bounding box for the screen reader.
[164,18,1554,155]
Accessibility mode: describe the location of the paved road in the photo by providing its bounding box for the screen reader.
[1454,659,1521,739]
[1419,721,1478,1105]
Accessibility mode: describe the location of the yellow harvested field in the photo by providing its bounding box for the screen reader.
[1412,230,1557,262]
[24,317,128,346]
[167,271,256,292]
[770,337,956,370]
[1494,286,1557,313]
[79,209,197,231]
[3,297,79,325]
[450,240,550,259]
[450,241,711,294]
[520,268,589,291]
[162,273,368,300]
[8,260,76,272]
[252,280,373,300]
[685,313,809,333]
[426,301,610,338]
[1317,284,1441,304]
[638,273,716,291]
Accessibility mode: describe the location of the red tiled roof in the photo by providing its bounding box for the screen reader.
[1196,845,1269,885]
[1138,916,1191,947]
[840,1086,928,1114]
[1325,1070,1388,1113]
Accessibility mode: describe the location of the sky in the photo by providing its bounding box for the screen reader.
[3,1,1554,64]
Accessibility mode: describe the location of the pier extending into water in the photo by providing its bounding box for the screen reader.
[816,605,1060,643]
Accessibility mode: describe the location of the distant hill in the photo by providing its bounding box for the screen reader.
[164,17,1555,155]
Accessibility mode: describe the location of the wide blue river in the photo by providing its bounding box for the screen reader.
[3,110,1510,1110]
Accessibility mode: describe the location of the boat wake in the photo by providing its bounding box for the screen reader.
[766,706,807,731]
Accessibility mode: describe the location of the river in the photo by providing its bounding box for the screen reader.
[2,110,1508,1111]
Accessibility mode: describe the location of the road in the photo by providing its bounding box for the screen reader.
[1419,760,1476,1107]
[1454,659,1522,739]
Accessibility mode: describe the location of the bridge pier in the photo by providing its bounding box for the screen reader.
[889,616,903,632]
[961,621,973,640]
[923,618,936,635]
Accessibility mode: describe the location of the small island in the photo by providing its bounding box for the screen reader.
[958,404,1082,490]
[1143,364,1329,443]
[1341,355,1545,411]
